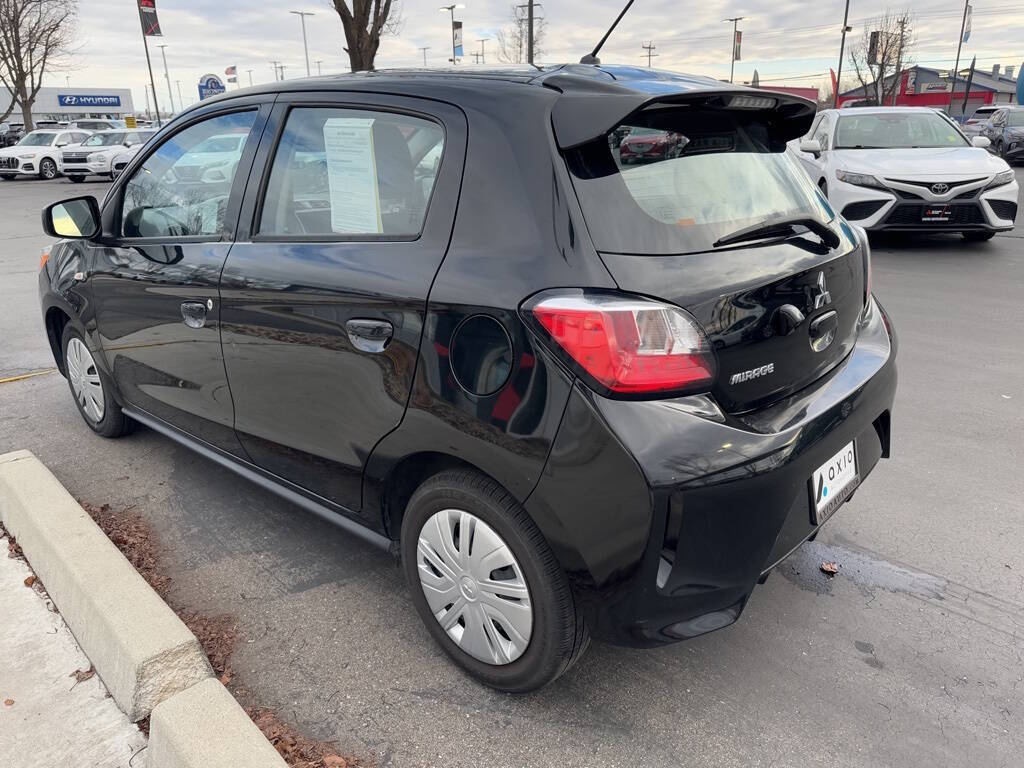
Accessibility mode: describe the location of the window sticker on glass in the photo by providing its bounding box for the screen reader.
[322,117,383,234]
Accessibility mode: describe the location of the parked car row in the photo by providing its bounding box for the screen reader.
[793,106,1018,241]
[0,126,156,182]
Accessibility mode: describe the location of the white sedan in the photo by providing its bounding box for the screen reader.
[793,107,1017,241]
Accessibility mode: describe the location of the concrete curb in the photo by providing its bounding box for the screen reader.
[0,449,289,767]
[0,449,212,721]
[148,679,287,768]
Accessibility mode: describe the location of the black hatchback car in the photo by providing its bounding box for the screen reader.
[39,65,896,692]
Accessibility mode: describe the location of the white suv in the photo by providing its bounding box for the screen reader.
[61,129,156,182]
[0,128,91,180]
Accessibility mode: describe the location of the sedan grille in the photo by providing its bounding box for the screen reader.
[883,203,985,226]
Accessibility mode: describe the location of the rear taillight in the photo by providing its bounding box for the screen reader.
[526,291,716,396]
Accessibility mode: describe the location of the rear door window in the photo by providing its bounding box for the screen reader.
[568,105,832,255]
[258,107,444,238]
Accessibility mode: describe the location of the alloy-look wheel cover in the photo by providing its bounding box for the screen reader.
[416,508,533,665]
[66,337,105,422]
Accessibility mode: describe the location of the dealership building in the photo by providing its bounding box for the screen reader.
[1,86,135,124]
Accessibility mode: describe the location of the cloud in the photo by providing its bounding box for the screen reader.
[57,0,1023,111]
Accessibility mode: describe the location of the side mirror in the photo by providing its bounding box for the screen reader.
[41,196,101,240]
[799,139,823,157]
[56,141,69,147]
[971,136,991,148]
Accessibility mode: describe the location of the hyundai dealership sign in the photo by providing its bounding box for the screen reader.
[197,74,226,101]
[58,94,122,107]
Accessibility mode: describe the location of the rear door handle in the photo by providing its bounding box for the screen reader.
[346,318,393,353]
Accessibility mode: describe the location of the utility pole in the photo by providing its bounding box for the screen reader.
[891,17,907,106]
[949,0,970,115]
[156,44,175,113]
[270,61,281,81]
[642,41,657,67]
[724,16,745,84]
[175,80,183,109]
[314,59,323,75]
[290,10,314,76]
[136,3,162,127]
[246,69,254,86]
[527,0,535,65]
[419,46,430,67]
[477,38,488,64]
[833,0,852,108]
[279,64,287,80]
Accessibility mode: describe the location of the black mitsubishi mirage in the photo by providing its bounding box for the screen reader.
[38,65,896,692]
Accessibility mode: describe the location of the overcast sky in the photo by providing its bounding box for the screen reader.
[52,1,1024,111]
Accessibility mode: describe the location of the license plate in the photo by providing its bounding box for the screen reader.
[810,441,859,524]
[922,205,952,222]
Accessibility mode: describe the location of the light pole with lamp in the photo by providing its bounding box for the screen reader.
[439,4,465,65]
[290,10,315,76]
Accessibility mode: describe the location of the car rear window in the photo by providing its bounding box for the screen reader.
[565,106,831,255]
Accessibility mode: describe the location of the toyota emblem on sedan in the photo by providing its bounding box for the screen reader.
[930,182,950,195]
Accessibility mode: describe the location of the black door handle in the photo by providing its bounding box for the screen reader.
[346,318,393,353]
[180,301,208,329]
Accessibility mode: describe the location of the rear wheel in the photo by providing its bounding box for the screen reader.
[61,326,133,438]
[962,231,996,242]
[401,469,588,692]
[38,158,58,180]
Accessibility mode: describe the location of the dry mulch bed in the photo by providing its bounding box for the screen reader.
[80,502,360,768]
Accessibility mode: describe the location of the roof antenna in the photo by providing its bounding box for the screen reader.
[580,0,636,65]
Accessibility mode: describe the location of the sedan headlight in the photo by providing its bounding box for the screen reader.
[836,169,887,189]
[985,169,1015,190]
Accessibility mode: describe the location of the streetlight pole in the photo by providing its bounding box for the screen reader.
[246,69,254,86]
[477,38,488,64]
[290,11,315,76]
[833,0,851,108]
[724,16,745,84]
[419,47,430,67]
[314,59,323,75]
[156,44,175,113]
[439,5,465,65]
[949,0,970,115]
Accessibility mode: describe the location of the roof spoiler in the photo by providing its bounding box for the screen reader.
[543,74,817,149]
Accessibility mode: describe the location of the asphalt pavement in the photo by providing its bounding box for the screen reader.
[1,174,1022,767]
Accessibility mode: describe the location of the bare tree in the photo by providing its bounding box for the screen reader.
[331,0,403,72]
[846,10,915,106]
[0,0,77,131]
[496,4,545,64]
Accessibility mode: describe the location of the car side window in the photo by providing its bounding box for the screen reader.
[258,107,445,238]
[120,110,256,239]
[813,116,832,150]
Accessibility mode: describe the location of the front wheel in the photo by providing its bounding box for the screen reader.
[38,158,58,180]
[401,470,589,692]
[61,326,134,438]
[962,231,996,242]
[0,174,14,181]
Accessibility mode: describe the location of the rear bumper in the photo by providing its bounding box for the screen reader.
[526,298,897,646]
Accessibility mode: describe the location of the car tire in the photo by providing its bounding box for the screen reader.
[67,175,84,183]
[38,158,58,180]
[60,325,134,438]
[962,231,996,242]
[401,469,589,692]
[995,140,1005,158]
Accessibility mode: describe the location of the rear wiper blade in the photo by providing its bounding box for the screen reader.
[713,216,841,249]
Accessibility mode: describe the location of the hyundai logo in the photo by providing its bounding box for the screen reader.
[930,182,950,195]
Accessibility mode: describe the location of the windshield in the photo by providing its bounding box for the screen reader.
[1008,112,1024,127]
[191,136,242,153]
[565,106,833,255]
[84,132,127,147]
[18,132,55,147]
[835,112,968,149]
